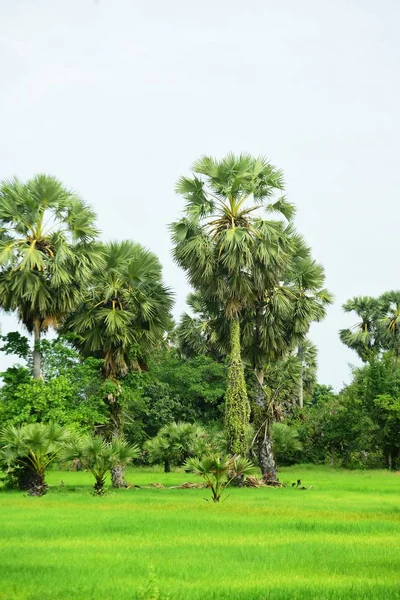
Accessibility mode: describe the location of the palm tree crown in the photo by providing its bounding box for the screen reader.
[0,174,102,377]
[66,240,174,379]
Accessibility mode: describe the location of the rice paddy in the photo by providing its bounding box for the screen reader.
[1,466,399,599]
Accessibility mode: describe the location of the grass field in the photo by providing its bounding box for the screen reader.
[0,466,399,600]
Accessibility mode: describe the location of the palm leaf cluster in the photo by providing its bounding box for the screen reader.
[185,453,257,502]
[145,421,212,472]
[171,153,293,315]
[0,422,68,495]
[65,240,174,379]
[0,175,102,336]
[340,292,400,361]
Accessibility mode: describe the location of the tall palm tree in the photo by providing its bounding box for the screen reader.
[339,296,382,362]
[297,339,318,406]
[284,256,333,408]
[171,153,293,455]
[176,237,331,480]
[0,174,101,378]
[64,240,173,487]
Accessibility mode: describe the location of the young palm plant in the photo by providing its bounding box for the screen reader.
[0,422,68,495]
[145,422,208,472]
[185,454,257,502]
[0,174,102,378]
[61,435,140,495]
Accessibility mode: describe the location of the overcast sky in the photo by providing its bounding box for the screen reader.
[1,0,399,389]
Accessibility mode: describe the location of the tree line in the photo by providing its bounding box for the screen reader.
[0,155,398,491]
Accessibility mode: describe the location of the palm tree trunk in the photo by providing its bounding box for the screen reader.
[225,317,250,456]
[107,393,128,489]
[27,472,47,496]
[258,424,277,482]
[32,321,42,380]
[298,345,304,408]
[330,445,335,467]
[253,380,278,482]
[111,465,127,488]
[388,449,392,470]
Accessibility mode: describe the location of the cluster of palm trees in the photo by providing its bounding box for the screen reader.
[0,154,332,483]
[171,154,332,480]
[0,174,173,486]
[0,421,139,496]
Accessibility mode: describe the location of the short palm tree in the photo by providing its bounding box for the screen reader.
[145,422,207,472]
[185,454,257,502]
[62,434,140,495]
[0,174,102,378]
[64,240,173,487]
[0,422,67,495]
[171,153,292,455]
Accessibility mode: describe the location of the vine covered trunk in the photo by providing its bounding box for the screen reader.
[298,345,304,408]
[107,390,128,489]
[32,321,42,380]
[253,379,278,483]
[258,424,277,482]
[225,318,250,456]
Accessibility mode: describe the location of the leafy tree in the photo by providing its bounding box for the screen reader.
[0,422,67,495]
[0,175,102,378]
[171,153,294,455]
[62,435,140,495]
[185,454,257,502]
[0,337,106,430]
[64,240,173,487]
[342,353,400,468]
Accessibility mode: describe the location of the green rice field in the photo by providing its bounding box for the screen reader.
[1,466,399,599]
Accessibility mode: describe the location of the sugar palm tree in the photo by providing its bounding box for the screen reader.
[145,421,207,472]
[284,256,333,407]
[297,339,318,406]
[62,434,140,495]
[64,240,173,487]
[339,296,382,362]
[0,174,102,378]
[0,422,68,495]
[171,153,293,455]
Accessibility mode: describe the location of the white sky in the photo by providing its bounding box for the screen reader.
[1,0,399,389]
